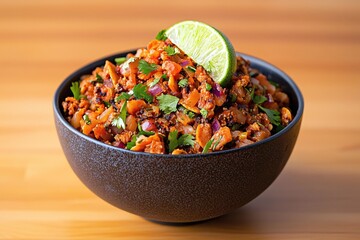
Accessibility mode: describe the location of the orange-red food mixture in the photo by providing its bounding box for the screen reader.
[62,38,293,154]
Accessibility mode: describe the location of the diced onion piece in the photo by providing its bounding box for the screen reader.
[179,60,190,67]
[181,125,194,135]
[211,119,221,132]
[212,83,224,97]
[113,141,125,149]
[141,119,157,131]
[148,84,162,96]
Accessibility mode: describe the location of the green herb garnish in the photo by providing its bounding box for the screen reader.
[70,82,84,100]
[165,46,179,56]
[138,123,155,137]
[200,108,208,118]
[179,106,195,118]
[138,59,158,75]
[149,78,160,88]
[246,86,255,99]
[186,66,196,72]
[126,123,155,150]
[157,94,179,114]
[212,136,222,150]
[133,83,153,103]
[178,79,188,88]
[202,139,214,153]
[116,92,131,102]
[82,114,91,125]
[95,73,103,83]
[114,57,126,65]
[126,135,137,149]
[168,130,195,152]
[161,74,168,80]
[187,111,195,118]
[111,101,127,129]
[253,95,267,105]
[155,29,167,41]
[205,83,212,91]
[258,105,281,126]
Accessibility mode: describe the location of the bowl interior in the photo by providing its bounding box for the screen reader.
[54,51,304,149]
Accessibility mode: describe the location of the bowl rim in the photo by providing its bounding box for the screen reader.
[53,50,304,158]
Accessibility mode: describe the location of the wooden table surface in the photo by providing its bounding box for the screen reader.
[1,0,359,239]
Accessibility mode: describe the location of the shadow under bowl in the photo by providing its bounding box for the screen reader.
[53,51,304,223]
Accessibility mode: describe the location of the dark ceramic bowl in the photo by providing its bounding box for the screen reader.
[53,50,304,223]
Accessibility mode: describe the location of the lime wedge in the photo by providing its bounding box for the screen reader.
[165,20,237,87]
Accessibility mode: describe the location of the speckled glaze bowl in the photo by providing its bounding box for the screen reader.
[53,51,304,223]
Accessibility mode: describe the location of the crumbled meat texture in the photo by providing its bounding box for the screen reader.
[62,97,79,115]
[62,38,293,154]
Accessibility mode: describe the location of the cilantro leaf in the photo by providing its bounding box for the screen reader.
[253,95,267,105]
[133,83,153,103]
[114,57,126,65]
[179,106,195,118]
[112,101,127,129]
[82,114,91,125]
[95,73,103,83]
[202,139,214,153]
[149,78,160,88]
[126,135,137,150]
[70,82,83,100]
[200,108,208,118]
[168,130,195,152]
[116,92,131,102]
[178,134,195,147]
[138,59,158,75]
[258,105,281,126]
[178,79,188,88]
[157,94,179,114]
[186,111,195,118]
[165,46,179,56]
[205,83,212,91]
[168,130,179,153]
[156,29,167,41]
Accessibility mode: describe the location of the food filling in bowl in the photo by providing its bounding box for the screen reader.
[62,35,292,154]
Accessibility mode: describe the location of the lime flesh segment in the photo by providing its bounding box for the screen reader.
[165,21,236,87]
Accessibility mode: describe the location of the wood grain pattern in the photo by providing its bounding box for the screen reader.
[0,0,359,239]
